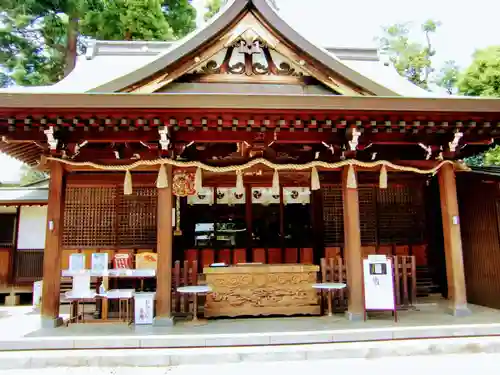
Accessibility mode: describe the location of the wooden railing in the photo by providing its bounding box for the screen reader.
[14,249,44,284]
[171,260,198,315]
[320,255,417,312]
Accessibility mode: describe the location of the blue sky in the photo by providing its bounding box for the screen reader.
[1,0,499,182]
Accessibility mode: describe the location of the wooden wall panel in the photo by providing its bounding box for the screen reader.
[458,176,500,309]
[0,249,10,285]
[61,249,78,270]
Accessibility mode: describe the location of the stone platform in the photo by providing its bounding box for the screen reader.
[2,336,500,369]
[1,301,500,351]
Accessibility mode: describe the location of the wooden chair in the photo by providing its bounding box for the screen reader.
[233,249,247,264]
[267,248,282,264]
[300,248,314,264]
[284,248,298,264]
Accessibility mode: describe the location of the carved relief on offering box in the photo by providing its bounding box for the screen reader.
[203,264,320,317]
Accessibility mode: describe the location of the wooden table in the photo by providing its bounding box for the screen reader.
[65,291,97,325]
[99,289,135,323]
[204,264,320,318]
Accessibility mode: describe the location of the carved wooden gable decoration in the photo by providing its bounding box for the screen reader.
[187,20,308,84]
[121,6,381,96]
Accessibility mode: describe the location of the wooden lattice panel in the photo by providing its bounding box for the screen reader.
[377,186,424,245]
[118,187,157,248]
[322,186,344,246]
[358,186,377,245]
[63,187,118,247]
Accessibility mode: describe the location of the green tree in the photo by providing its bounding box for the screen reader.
[204,0,224,22]
[1,0,196,87]
[464,152,485,167]
[435,60,460,94]
[0,16,65,87]
[19,165,48,185]
[377,20,440,90]
[458,46,500,98]
[82,0,173,41]
[484,145,500,165]
[204,0,278,20]
[0,0,93,86]
[163,0,196,39]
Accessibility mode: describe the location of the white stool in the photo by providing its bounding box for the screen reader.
[312,283,347,316]
[177,285,212,326]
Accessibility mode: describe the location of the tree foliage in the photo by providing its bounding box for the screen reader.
[19,165,48,185]
[0,1,73,86]
[81,0,174,41]
[434,60,460,95]
[1,0,196,87]
[377,20,440,90]
[484,145,500,166]
[204,0,224,22]
[163,0,196,39]
[458,46,500,98]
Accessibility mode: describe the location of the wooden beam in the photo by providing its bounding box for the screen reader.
[154,165,174,326]
[438,163,470,316]
[342,166,364,320]
[40,162,66,327]
[9,207,21,285]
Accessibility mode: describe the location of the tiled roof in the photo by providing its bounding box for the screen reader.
[469,166,500,178]
[0,186,48,204]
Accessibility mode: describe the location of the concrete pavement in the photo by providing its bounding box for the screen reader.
[2,336,500,369]
[1,353,500,375]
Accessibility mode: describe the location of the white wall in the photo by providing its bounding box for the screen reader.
[18,206,47,249]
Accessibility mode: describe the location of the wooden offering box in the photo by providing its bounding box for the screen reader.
[203,264,320,318]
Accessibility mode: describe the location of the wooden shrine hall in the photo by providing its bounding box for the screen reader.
[0,0,499,327]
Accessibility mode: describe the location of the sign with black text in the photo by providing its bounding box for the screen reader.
[363,256,395,311]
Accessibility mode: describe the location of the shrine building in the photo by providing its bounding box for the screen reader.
[0,0,499,327]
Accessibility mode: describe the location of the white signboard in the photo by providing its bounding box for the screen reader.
[72,274,92,297]
[69,253,86,272]
[33,281,43,309]
[91,253,109,273]
[363,257,395,311]
[134,292,155,325]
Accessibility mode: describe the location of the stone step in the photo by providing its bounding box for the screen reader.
[2,336,500,369]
